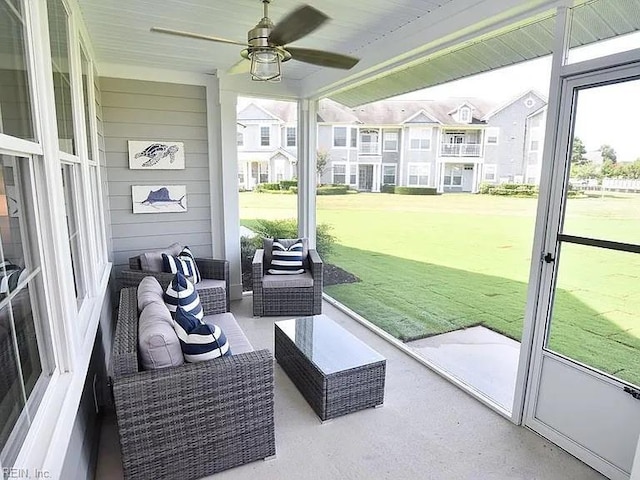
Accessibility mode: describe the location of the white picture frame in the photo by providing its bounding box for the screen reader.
[128,140,185,169]
[132,185,187,214]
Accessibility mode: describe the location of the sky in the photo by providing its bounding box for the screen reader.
[394,32,640,163]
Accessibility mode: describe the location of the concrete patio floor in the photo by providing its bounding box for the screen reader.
[96,297,603,480]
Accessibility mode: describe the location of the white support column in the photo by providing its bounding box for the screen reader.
[472,163,479,193]
[372,164,381,192]
[437,162,445,193]
[297,99,318,249]
[207,76,243,300]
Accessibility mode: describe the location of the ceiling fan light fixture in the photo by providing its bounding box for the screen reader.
[250,47,282,81]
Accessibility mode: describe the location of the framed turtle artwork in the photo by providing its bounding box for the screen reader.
[128,140,185,169]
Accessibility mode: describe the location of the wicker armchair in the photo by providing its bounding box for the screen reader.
[252,238,323,317]
[111,287,276,480]
[120,254,230,313]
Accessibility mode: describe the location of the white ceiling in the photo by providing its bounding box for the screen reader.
[77,0,455,82]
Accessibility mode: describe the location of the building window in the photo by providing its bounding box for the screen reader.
[286,127,296,147]
[383,131,399,152]
[48,0,75,155]
[350,127,358,148]
[359,129,380,155]
[237,130,244,146]
[349,164,357,185]
[530,139,539,151]
[459,107,471,123]
[484,164,497,181]
[409,128,431,150]
[530,115,542,128]
[80,47,93,159]
[383,165,396,185]
[332,164,346,184]
[333,126,347,147]
[528,152,539,165]
[408,164,429,186]
[61,163,87,306]
[260,126,270,146]
[485,127,499,145]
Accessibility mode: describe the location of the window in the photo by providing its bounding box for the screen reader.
[383,165,397,185]
[61,163,87,306]
[80,47,93,159]
[349,164,357,185]
[408,164,429,186]
[359,129,380,154]
[484,164,497,181]
[350,127,358,148]
[237,130,244,146]
[286,127,296,147]
[530,115,542,128]
[333,126,347,147]
[409,128,431,150]
[0,1,35,141]
[332,164,346,184]
[383,131,399,152]
[88,166,106,268]
[459,107,471,123]
[528,152,539,165]
[485,127,499,145]
[530,139,539,151]
[48,0,75,155]
[260,126,270,146]
[0,155,53,466]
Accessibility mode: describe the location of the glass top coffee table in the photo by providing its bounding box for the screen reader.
[274,314,386,421]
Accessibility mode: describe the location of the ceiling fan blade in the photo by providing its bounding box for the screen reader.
[227,58,251,75]
[287,47,359,70]
[268,5,328,46]
[150,27,248,47]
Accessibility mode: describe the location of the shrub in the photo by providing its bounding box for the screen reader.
[317,185,349,195]
[280,180,297,190]
[290,186,298,194]
[381,184,396,193]
[394,186,438,195]
[255,182,280,192]
[246,218,336,258]
[479,183,539,197]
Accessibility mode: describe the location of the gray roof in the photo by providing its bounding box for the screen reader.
[242,90,544,127]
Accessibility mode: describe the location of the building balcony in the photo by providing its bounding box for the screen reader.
[440,143,483,157]
[359,142,380,155]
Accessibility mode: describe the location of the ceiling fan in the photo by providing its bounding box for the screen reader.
[151,0,360,82]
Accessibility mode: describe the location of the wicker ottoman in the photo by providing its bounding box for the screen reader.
[275,315,386,421]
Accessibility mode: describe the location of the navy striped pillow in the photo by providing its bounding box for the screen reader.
[162,246,201,283]
[173,306,231,362]
[0,261,27,295]
[163,272,203,320]
[268,239,305,275]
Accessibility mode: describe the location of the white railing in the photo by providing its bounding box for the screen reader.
[359,142,380,155]
[440,143,482,157]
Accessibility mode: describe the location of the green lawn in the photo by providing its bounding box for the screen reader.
[240,191,640,386]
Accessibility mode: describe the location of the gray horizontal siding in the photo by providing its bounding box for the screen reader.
[101,77,211,269]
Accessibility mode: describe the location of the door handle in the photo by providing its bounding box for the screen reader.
[624,386,640,400]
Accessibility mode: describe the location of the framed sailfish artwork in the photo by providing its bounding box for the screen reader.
[128,140,185,169]
[132,185,187,214]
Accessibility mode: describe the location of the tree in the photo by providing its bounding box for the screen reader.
[599,144,617,164]
[316,149,330,184]
[571,137,588,165]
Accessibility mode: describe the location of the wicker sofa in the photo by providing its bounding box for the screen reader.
[252,238,323,317]
[111,286,276,480]
[119,244,230,313]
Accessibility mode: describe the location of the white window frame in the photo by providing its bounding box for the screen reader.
[350,127,358,148]
[485,127,500,145]
[333,126,348,148]
[484,164,497,181]
[383,131,399,152]
[409,127,432,151]
[286,126,296,147]
[407,163,430,186]
[459,107,471,123]
[382,164,397,185]
[260,126,270,146]
[237,130,244,146]
[349,163,357,185]
[332,162,347,184]
[530,139,540,151]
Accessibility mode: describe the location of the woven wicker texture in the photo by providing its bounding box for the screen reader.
[120,256,230,314]
[111,288,276,479]
[252,247,323,317]
[274,320,385,421]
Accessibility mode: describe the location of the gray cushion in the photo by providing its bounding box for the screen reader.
[195,278,226,294]
[140,242,183,272]
[262,271,313,289]
[138,301,184,370]
[203,312,254,355]
[137,276,164,311]
[263,238,309,270]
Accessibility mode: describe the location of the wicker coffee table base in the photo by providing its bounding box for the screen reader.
[275,321,386,421]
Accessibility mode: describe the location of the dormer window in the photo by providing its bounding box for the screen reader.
[459,107,471,123]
